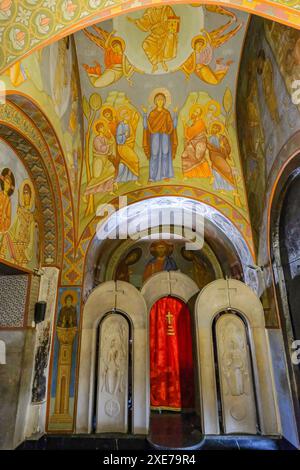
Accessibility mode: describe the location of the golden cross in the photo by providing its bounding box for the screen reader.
[166,311,175,336]
[166,311,173,325]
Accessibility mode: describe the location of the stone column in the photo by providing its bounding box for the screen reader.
[51,326,77,424]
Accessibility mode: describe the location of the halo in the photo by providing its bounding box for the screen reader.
[150,240,174,256]
[148,88,171,107]
[19,179,35,211]
[204,99,221,117]
[109,35,126,51]
[117,105,132,120]
[100,105,117,120]
[124,246,142,265]
[189,104,203,120]
[191,34,207,50]
[60,289,78,306]
[209,120,225,134]
[93,118,109,134]
[0,168,15,194]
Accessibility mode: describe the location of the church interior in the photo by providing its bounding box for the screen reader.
[1,0,300,452]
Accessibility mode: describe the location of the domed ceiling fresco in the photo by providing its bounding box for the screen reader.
[74,4,253,252]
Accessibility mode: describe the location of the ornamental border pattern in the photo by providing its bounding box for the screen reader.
[0,1,300,74]
[0,102,61,264]
[70,186,254,287]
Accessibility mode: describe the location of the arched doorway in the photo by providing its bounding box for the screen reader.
[269,154,300,440]
[279,174,300,349]
[149,296,195,413]
[148,295,199,448]
[195,279,279,435]
[82,196,258,304]
[141,271,201,447]
[76,280,149,435]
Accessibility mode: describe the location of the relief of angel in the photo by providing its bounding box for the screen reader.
[179,6,242,85]
[82,25,140,88]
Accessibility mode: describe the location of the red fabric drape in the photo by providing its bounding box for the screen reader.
[150,297,195,411]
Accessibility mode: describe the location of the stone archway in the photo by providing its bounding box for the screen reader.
[269,147,300,446]
[76,280,149,435]
[194,278,279,435]
[141,271,199,311]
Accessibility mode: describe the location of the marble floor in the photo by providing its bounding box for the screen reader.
[17,412,297,451]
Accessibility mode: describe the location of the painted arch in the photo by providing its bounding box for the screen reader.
[0,1,300,75]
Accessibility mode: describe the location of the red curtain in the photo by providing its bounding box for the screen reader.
[150,296,195,411]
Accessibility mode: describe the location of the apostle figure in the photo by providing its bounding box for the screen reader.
[10,180,37,266]
[100,106,118,137]
[85,119,116,195]
[143,241,177,282]
[116,106,140,184]
[143,90,178,182]
[0,168,14,233]
[181,104,212,179]
[207,121,235,192]
[129,6,180,72]
[0,168,15,259]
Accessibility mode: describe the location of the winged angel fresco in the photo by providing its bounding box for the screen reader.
[83,26,141,88]
[179,6,243,85]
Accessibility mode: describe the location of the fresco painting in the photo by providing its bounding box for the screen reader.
[237,18,300,249]
[76,5,248,232]
[0,139,39,270]
[48,287,81,432]
[1,36,83,226]
[112,239,219,290]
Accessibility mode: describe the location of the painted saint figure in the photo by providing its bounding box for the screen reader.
[181,104,212,179]
[115,247,142,282]
[100,106,118,137]
[9,180,37,266]
[116,106,140,184]
[85,120,116,195]
[207,121,235,192]
[129,6,180,73]
[0,168,15,260]
[0,168,14,233]
[57,294,77,328]
[143,91,178,182]
[257,49,280,124]
[143,241,177,282]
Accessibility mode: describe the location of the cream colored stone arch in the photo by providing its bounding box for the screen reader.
[141,271,202,416]
[141,271,200,310]
[194,279,279,435]
[76,280,149,435]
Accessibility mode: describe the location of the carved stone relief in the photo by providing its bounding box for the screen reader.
[216,313,257,434]
[96,313,129,433]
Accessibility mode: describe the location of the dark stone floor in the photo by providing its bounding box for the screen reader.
[17,413,298,451]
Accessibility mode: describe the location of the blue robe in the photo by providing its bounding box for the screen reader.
[143,110,177,182]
